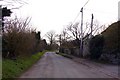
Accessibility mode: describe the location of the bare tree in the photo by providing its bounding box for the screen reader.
[2,17,36,58]
[67,22,80,40]
[45,30,57,45]
[58,28,72,46]
[82,20,107,37]
[0,0,28,10]
[91,20,107,35]
[62,28,72,41]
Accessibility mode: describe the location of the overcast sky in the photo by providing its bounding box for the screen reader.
[2,0,120,38]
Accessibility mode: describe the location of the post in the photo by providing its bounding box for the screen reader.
[90,14,94,37]
[0,5,2,80]
[0,6,1,30]
[80,7,83,57]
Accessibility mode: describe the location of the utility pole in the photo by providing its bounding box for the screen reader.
[80,7,83,57]
[0,6,2,80]
[79,0,90,57]
[90,14,94,37]
[0,6,2,33]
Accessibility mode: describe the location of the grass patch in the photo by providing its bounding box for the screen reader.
[2,51,47,79]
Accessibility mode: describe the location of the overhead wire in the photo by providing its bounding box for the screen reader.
[72,0,90,25]
[83,0,90,7]
[71,0,117,37]
[72,12,80,24]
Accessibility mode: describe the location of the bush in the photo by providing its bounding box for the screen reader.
[89,35,104,59]
[2,18,38,59]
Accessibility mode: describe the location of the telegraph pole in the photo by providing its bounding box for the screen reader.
[80,7,83,56]
[0,6,1,29]
[79,0,90,57]
[90,14,94,37]
[0,6,2,80]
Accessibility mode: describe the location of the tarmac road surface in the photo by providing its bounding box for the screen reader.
[19,52,118,78]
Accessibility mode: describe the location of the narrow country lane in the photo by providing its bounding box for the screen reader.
[19,52,117,78]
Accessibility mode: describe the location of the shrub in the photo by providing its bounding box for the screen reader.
[2,17,37,58]
[89,35,104,59]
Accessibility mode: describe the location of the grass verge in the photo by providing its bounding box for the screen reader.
[2,50,47,79]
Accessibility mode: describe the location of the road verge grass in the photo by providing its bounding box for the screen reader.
[2,50,47,79]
